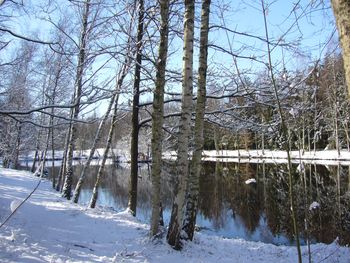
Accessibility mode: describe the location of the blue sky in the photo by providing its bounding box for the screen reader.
[206,0,337,74]
[0,0,339,115]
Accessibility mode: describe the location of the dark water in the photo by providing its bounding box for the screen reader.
[44,161,350,246]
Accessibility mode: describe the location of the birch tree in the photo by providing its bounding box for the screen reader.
[167,0,195,249]
[73,3,136,203]
[150,0,170,237]
[331,0,350,96]
[182,0,211,241]
[62,0,91,200]
[73,92,116,203]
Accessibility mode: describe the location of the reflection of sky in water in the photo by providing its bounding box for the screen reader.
[191,211,291,245]
[78,187,292,245]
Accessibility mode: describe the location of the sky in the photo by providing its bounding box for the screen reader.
[0,0,339,116]
[206,0,337,74]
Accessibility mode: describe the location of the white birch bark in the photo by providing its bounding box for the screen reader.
[62,0,90,199]
[182,0,211,241]
[167,0,195,249]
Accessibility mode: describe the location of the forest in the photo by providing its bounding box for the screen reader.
[1,0,350,261]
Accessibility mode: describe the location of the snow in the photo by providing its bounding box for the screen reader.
[309,201,321,211]
[0,168,349,263]
[164,149,350,166]
[296,162,305,173]
[202,149,350,161]
[10,200,21,213]
[245,178,257,185]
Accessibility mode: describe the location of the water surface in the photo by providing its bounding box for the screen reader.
[43,160,350,246]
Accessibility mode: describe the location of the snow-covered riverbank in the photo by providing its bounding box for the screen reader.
[0,168,349,262]
[203,149,350,160]
[163,149,350,165]
[20,149,350,167]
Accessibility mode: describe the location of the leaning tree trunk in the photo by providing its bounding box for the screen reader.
[182,0,211,241]
[73,92,116,203]
[37,124,52,176]
[56,122,71,192]
[89,57,130,208]
[62,0,90,200]
[128,0,145,217]
[331,0,350,96]
[74,0,136,201]
[89,94,121,208]
[150,0,170,237]
[167,0,195,250]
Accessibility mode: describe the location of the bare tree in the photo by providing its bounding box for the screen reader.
[73,11,136,202]
[62,0,91,200]
[128,0,145,216]
[0,40,35,168]
[167,0,195,250]
[182,0,211,241]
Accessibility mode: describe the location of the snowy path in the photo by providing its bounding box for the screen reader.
[0,168,349,262]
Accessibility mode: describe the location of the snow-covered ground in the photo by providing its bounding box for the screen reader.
[0,168,349,263]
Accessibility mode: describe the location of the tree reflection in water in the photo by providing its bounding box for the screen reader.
[47,161,350,245]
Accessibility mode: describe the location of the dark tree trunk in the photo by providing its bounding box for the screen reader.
[150,0,170,236]
[128,0,144,216]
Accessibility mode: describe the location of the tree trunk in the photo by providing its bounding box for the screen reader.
[38,126,52,176]
[56,125,71,192]
[167,0,195,250]
[49,58,61,189]
[150,0,170,237]
[331,0,350,96]
[89,95,121,208]
[62,0,90,200]
[73,92,116,203]
[51,124,55,188]
[31,130,41,173]
[12,123,21,169]
[342,122,350,151]
[89,55,129,208]
[334,101,340,156]
[182,0,211,241]
[128,0,145,217]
